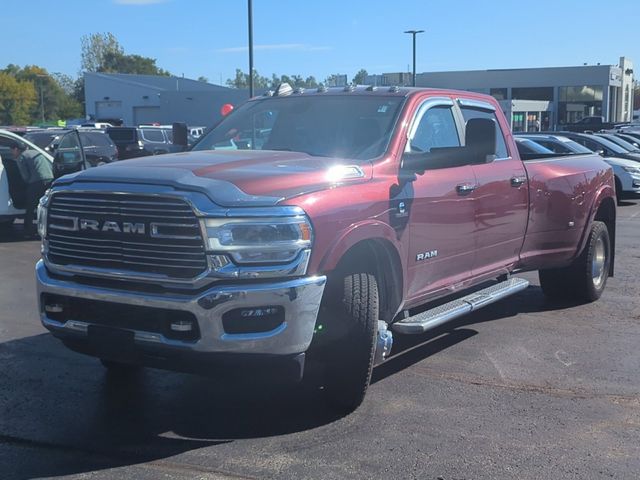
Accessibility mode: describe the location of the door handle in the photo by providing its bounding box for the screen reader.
[456,183,477,195]
[510,176,526,187]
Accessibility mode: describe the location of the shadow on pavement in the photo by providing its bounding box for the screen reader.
[1,284,576,479]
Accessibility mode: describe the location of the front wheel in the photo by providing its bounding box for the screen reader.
[321,272,379,413]
[539,221,611,302]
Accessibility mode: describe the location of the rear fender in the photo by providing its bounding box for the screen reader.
[574,183,616,273]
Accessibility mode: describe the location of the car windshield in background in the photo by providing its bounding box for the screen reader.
[192,95,405,160]
[515,138,555,155]
[24,131,65,149]
[588,135,629,154]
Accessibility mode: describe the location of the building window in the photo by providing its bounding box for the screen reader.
[511,87,554,101]
[490,88,508,100]
[558,85,604,124]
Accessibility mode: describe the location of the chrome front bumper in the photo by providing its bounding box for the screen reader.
[36,260,326,356]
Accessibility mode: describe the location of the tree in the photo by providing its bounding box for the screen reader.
[0,72,36,125]
[2,65,82,123]
[226,69,269,89]
[99,51,170,76]
[81,32,124,73]
[353,69,368,85]
[197,76,209,83]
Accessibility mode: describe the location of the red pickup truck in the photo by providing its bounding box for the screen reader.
[36,85,616,412]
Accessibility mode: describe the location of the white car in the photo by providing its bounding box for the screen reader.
[0,129,53,226]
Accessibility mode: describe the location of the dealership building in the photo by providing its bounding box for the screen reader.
[83,73,252,127]
[368,57,634,131]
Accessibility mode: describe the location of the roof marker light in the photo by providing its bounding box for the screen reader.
[275,83,293,96]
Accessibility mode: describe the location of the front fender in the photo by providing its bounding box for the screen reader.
[317,220,405,275]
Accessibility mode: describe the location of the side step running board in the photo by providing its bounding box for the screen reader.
[392,277,529,334]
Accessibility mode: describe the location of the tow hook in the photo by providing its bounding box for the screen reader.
[374,320,393,365]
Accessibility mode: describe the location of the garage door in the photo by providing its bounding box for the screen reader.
[95,101,123,120]
[133,107,161,126]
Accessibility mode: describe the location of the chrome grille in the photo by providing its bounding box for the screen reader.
[46,193,207,279]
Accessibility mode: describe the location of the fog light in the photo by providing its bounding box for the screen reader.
[170,320,194,332]
[45,304,64,313]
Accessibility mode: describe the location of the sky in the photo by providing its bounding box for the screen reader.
[3,0,639,85]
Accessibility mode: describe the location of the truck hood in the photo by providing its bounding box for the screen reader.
[54,150,372,207]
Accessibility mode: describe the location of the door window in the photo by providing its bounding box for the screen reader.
[461,107,509,158]
[409,106,460,153]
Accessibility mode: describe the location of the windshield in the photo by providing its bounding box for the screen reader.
[588,135,628,154]
[515,138,554,154]
[192,95,405,160]
[598,134,640,152]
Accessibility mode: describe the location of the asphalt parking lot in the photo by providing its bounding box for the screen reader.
[1,200,639,480]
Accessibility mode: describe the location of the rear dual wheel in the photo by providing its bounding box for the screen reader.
[539,221,611,303]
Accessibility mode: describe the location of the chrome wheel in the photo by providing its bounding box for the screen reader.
[591,236,607,289]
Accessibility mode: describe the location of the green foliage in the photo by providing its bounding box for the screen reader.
[227,70,320,90]
[98,52,170,76]
[81,32,124,73]
[353,69,368,85]
[1,65,82,124]
[0,72,37,125]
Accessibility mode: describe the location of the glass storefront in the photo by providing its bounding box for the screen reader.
[558,85,604,124]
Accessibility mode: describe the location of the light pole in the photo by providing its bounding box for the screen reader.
[404,30,424,87]
[248,0,254,98]
[36,74,48,124]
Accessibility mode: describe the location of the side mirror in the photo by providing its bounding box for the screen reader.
[465,118,497,163]
[172,122,188,149]
[595,149,605,156]
[400,152,427,174]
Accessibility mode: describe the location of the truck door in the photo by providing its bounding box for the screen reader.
[400,98,478,300]
[458,101,529,276]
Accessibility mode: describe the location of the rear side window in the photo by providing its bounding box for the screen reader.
[461,107,509,158]
[86,132,112,147]
[107,128,136,143]
[141,129,164,142]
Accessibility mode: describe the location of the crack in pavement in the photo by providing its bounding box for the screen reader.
[406,366,640,404]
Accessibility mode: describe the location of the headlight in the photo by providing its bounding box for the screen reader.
[622,166,640,174]
[203,216,312,264]
[37,191,50,238]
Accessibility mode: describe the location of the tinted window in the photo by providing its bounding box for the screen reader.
[107,128,136,143]
[141,129,165,142]
[410,106,460,153]
[163,129,173,142]
[532,139,572,154]
[515,138,554,155]
[577,135,626,154]
[461,107,509,158]
[86,132,112,147]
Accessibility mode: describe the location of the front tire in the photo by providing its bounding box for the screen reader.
[322,272,378,413]
[539,221,611,302]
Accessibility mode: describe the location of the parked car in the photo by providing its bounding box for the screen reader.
[613,133,640,149]
[563,116,621,133]
[24,129,69,152]
[27,129,118,167]
[106,126,183,159]
[553,131,640,162]
[513,137,557,159]
[595,133,640,154]
[519,133,640,204]
[0,129,53,226]
[37,86,616,412]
